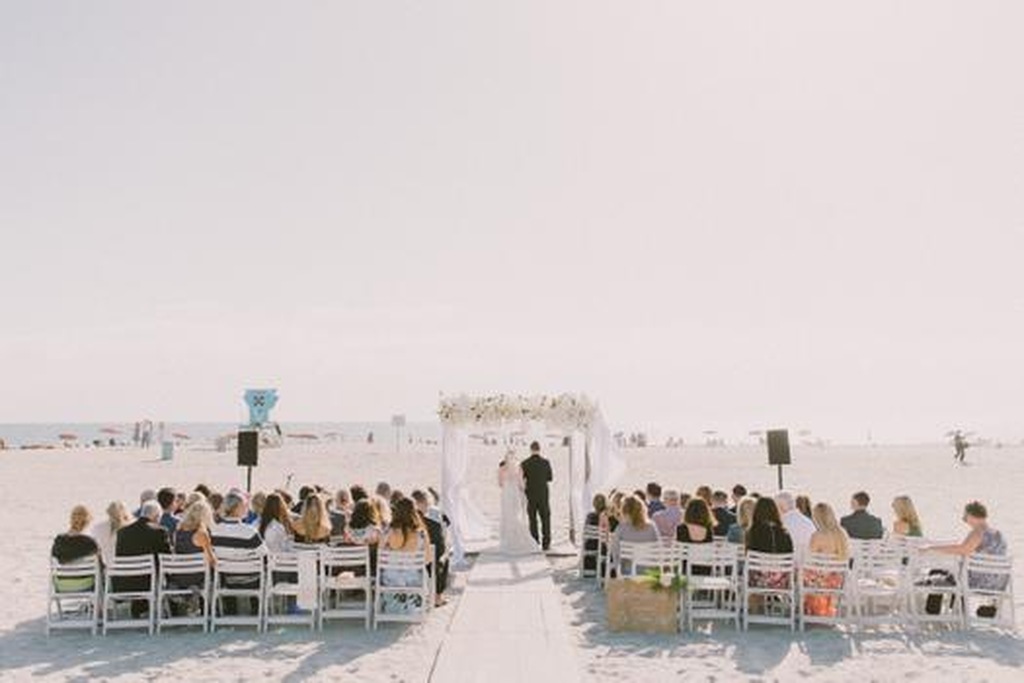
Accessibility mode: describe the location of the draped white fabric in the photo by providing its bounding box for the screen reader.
[568,430,586,543]
[441,424,491,564]
[583,410,627,513]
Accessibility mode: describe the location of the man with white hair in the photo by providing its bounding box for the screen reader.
[651,488,684,539]
[775,491,816,555]
[210,490,266,616]
[114,499,171,617]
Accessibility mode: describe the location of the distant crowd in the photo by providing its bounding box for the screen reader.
[51,481,450,618]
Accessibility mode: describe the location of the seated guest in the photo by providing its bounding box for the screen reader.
[585,493,609,575]
[372,494,393,528]
[90,501,133,566]
[727,496,757,544]
[923,501,1008,605]
[586,493,607,528]
[607,492,626,532]
[730,484,748,514]
[209,491,266,556]
[711,490,736,537]
[259,493,294,554]
[291,485,315,515]
[350,484,369,503]
[134,489,156,518]
[346,499,383,546]
[157,487,179,534]
[891,495,924,538]
[795,495,813,519]
[330,488,352,536]
[375,481,392,501]
[52,505,100,564]
[412,489,448,606]
[611,495,659,575]
[645,482,665,516]
[208,492,224,523]
[775,491,817,556]
[840,491,884,540]
[115,501,171,617]
[293,494,332,544]
[194,483,212,499]
[804,503,850,617]
[210,491,266,615]
[245,491,267,526]
[380,497,433,614]
[745,498,794,590]
[652,489,683,539]
[174,499,216,565]
[677,498,714,544]
[695,485,713,507]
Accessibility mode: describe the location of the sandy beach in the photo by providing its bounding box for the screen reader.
[0,441,1020,681]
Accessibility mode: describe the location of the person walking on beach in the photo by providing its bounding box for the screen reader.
[521,441,553,551]
[953,431,969,464]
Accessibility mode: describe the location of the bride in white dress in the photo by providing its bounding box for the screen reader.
[498,450,541,555]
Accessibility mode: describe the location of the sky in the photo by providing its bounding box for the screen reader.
[1,2,1022,442]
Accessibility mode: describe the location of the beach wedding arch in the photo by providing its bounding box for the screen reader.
[439,393,626,563]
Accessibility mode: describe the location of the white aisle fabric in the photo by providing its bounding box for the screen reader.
[442,425,492,564]
[583,410,627,513]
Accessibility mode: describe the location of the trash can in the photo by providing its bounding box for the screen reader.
[161,441,174,461]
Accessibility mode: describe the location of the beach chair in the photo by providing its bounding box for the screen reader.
[320,545,373,630]
[47,556,102,636]
[265,552,318,630]
[962,554,1015,632]
[684,543,741,632]
[103,556,157,635]
[852,542,906,627]
[211,551,266,632]
[156,553,210,633]
[579,524,601,579]
[906,552,963,630]
[374,548,431,628]
[742,552,796,630]
[798,554,854,631]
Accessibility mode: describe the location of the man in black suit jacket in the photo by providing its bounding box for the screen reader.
[115,500,171,617]
[840,491,885,540]
[521,441,553,551]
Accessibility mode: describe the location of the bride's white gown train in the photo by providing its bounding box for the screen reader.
[498,456,541,556]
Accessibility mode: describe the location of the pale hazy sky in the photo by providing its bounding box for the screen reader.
[2,3,1022,442]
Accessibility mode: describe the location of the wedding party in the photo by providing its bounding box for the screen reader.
[3,2,1023,682]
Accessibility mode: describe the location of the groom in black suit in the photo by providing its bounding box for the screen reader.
[521,441,553,551]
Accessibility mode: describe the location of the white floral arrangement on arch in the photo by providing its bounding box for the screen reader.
[438,393,597,431]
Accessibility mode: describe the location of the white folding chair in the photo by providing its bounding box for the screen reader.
[798,554,854,630]
[156,553,210,632]
[685,543,741,632]
[374,548,431,628]
[615,541,680,579]
[320,546,373,630]
[103,556,157,635]
[579,524,601,579]
[211,551,266,632]
[852,542,906,627]
[47,557,102,636]
[265,552,318,630]
[597,527,612,588]
[963,554,1015,632]
[742,552,796,630]
[906,551,964,630]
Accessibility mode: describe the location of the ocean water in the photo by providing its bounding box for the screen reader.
[0,421,442,448]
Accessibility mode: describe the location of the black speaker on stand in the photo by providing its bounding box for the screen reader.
[238,430,258,492]
[766,429,791,489]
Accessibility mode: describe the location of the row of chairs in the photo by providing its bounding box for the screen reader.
[579,526,1016,632]
[48,545,436,635]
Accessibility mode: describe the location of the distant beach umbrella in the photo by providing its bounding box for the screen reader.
[287,433,319,440]
[100,427,122,435]
[171,432,190,440]
[58,433,77,441]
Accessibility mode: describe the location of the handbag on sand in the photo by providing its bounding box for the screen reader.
[916,569,956,615]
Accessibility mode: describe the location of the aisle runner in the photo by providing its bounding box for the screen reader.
[429,552,581,683]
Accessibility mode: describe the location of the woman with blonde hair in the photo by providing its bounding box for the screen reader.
[804,502,850,617]
[89,500,133,566]
[294,494,332,544]
[727,496,756,544]
[891,495,923,537]
[52,505,100,564]
[611,495,659,575]
[174,499,216,566]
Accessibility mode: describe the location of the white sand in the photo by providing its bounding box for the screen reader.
[0,441,1021,681]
